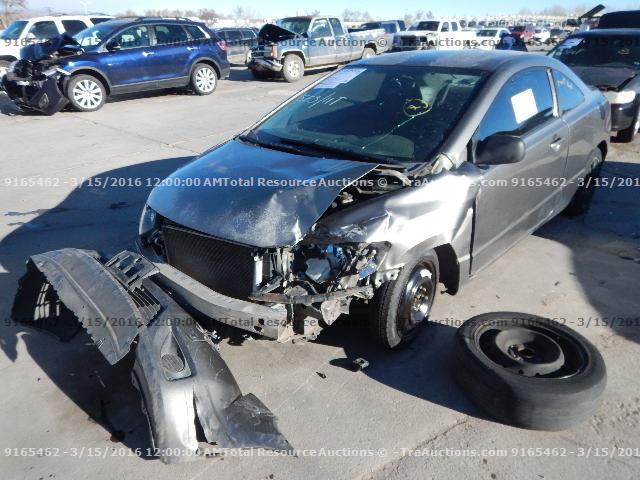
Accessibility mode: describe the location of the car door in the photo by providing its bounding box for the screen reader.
[100,25,153,87]
[225,30,244,63]
[147,24,192,82]
[307,18,336,66]
[329,18,351,62]
[471,68,569,274]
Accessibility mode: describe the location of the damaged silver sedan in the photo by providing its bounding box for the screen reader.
[13,51,610,462]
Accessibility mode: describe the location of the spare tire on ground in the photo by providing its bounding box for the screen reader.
[454,312,606,431]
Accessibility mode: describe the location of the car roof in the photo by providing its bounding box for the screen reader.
[23,15,106,22]
[571,28,640,37]
[357,50,557,72]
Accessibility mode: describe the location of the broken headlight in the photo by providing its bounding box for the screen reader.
[291,242,388,287]
[138,204,159,240]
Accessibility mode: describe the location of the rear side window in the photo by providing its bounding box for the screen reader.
[452,22,459,31]
[185,25,207,40]
[28,21,59,39]
[114,25,150,49]
[441,22,449,32]
[477,68,555,141]
[62,20,89,35]
[154,24,188,45]
[329,18,345,36]
[552,70,585,114]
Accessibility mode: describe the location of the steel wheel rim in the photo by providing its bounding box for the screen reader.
[286,60,300,77]
[474,321,589,378]
[397,263,435,336]
[72,79,102,109]
[195,67,216,92]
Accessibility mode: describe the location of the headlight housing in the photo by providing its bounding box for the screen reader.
[138,204,158,240]
[603,90,636,105]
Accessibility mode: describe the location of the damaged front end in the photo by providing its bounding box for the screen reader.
[12,249,292,463]
[1,34,81,114]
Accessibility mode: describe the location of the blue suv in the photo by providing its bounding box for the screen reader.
[1,17,230,113]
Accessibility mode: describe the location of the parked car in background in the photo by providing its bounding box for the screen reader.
[357,20,406,33]
[392,19,476,51]
[549,28,570,44]
[474,28,510,50]
[1,17,230,113]
[214,27,257,64]
[0,14,114,76]
[509,24,535,42]
[597,9,640,29]
[533,28,551,44]
[249,16,388,82]
[549,29,640,141]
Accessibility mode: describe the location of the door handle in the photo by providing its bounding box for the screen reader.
[549,137,563,151]
[187,46,198,51]
[142,51,155,56]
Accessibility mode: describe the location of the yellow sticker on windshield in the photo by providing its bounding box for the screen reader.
[403,98,431,117]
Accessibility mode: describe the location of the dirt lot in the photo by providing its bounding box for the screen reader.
[0,65,639,480]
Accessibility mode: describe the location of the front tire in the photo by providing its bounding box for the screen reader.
[67,74,106,112]
[281,54,304,83]
[370,251,439,349]
[190,63,218,95]
[616,105,640,143]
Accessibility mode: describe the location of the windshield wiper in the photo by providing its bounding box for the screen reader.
[238,133,310,156]
[277,137,405,166]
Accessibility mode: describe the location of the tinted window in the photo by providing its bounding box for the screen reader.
[441,22,449,32]
[114,25,150,48]
[552,70,585,113]
[452,22,459,32]
[185,25,206,40]
[28,21,59,39]
[478,69,555,141]
[550,35,640,68]
[154,24,188,45]
[216,31,228,41]
[411,21,439,31]
[309,19,331,38]
[90,17,112,25]
[241,29,256,40]
[329,18,345,36]
[62,20,89,35]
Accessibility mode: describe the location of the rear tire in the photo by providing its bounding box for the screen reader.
[361,47,375,59]
[281,54,304,82]
[190,63,218,95]
[66,74,106,112]
[616,105,639,143]
[563,149,603,217]
[370,251,439,349]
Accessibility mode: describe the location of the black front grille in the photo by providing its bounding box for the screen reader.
[161,223,256,300]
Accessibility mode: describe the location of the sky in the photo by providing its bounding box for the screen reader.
[24,0,638,19]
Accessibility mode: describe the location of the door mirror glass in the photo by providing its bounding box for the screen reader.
[106,39,121,51]
[476,134,526,165]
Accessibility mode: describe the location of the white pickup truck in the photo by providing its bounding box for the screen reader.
[392,19,476,51]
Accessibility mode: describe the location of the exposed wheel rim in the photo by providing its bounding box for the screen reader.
[195,67,216,92]
[286,60,301,78]
[72,79,102,109]
[0,66,7,77]
[397,263,435,336]
[474,321,588,378]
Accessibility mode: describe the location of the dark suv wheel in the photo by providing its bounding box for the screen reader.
[190,63,218,95]
[67,74,106,112]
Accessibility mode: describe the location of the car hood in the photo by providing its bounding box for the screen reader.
[257,23,302,43]
[570,66,639,90]
[19,34,83,61]
[146,139,378,248]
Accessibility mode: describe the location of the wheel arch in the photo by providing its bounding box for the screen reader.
[190,57,221,79]
[65,68,112,95]
[434,243,461,294]
[281,50,306,65]
[596,140,607,160]
[0,55,18,63]
[364,42,378,53]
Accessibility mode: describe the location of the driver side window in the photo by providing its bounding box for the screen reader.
[309,19,332,38]
[476,68,555,144]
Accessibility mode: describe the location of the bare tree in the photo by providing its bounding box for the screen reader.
[1,0,27,29]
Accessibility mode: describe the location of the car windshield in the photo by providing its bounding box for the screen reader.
[277,18,311,35]
[246,65,487,164]
[360,22,381,29]
[0,20,27,40]
[550,36,640,69]
[511,26,525,32]
[73,22,116,46]
[477,30,498,37]
[410,21,439,31]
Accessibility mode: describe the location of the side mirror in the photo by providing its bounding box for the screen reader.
[106,39,121,51]
[476,134,526,165]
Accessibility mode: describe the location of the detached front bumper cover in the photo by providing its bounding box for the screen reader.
[12,248,292,463]
[2,75,68,115]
